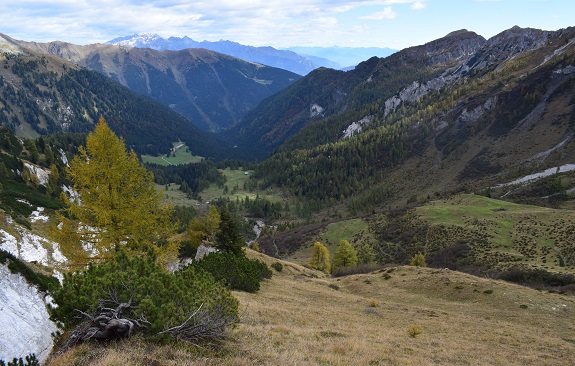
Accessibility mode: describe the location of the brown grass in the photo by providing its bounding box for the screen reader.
[47,250,575,365]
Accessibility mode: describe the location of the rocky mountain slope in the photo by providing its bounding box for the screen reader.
[13,37,301,132]
[107,33,339,75]
[233,26,575,209]
[0,262,57,364]
[227,29,488,156]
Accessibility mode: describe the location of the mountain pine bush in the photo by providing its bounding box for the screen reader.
[192,251,272,293]
[0,354,39,366]
[51,250,238,343]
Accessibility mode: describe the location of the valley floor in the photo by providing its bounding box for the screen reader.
[47,251,575,366]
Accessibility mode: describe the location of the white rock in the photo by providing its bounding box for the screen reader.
[23,162,51,187]
[195,243,218,261]
[30,207,49,223]
[0,265,58,364]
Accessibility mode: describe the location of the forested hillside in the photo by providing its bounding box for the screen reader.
[0,34,226,158]
[14,37,301,132]
[248,27,575,212]
[227,29,486,157]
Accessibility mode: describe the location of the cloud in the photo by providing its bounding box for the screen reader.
[360,6,397,20]
[411,1,426,9]
[0,0,430,47]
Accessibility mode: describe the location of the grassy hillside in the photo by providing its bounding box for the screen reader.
[141,142,203,166]
[287,218,373,265]
[46,250,575,365]
[414,194,575,273]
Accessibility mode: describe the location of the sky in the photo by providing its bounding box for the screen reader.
[1,0,574,50]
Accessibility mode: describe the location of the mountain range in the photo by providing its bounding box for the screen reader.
[106,34,340,75]
[1,25,574,199]
[0,33,231,157]
[228,26,575,208]
[285,45,396,69]
[10,37,300,132]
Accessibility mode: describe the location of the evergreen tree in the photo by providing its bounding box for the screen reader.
[215,207,244,255]
[54,117,175,265]
[356,242,376,265]
[308,241,331,273]
[333,239,358,268]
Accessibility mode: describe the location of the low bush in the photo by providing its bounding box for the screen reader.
[0,354,39,366]
[407,324,423,338]
[192,251,272,293]
[271,262,283,272]
[51,250,238,346]
[496,268,575,290]
[331,263,384,278]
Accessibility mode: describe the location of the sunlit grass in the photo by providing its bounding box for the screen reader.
[47,250,575,366]
[141,142,203,166]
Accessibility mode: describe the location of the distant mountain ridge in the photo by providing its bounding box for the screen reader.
[13,38,301,132]
[285,46,397,69]
[106,34,340,75]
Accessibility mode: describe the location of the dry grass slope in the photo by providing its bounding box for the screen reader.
[47,250,575,365]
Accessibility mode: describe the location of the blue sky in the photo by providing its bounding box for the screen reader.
[1,0,573,49]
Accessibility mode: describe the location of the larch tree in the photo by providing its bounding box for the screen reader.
[333,239,358,268]
[55,117,176,265]
[409,252,427,267]
[188,205,221,248]
[308,241,331,273]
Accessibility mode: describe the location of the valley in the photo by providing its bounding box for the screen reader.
[1,22,575,365]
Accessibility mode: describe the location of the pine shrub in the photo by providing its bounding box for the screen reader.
[193,251,272,293]
[51,250,238,340]
[0,354,39,366]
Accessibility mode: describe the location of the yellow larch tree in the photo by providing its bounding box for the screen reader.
[54,117,176,265]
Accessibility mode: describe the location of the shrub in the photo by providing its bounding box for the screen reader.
[51,250,238,343]
[0,354,39,366]
[409,253,427,267]
[178,239,198,259]
[271,262,283,272]
[193,251,272,293]
[331,263,384,277]
[496,268,575,289]
[407,324,423,338]
[367,300,379,307]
